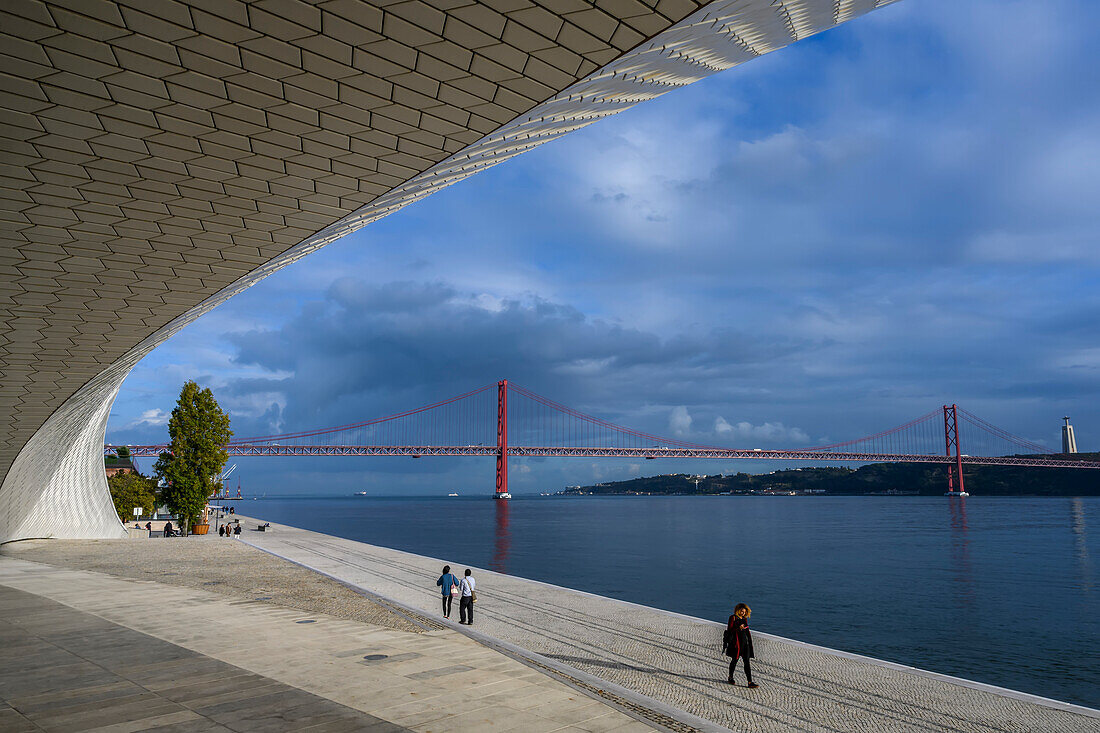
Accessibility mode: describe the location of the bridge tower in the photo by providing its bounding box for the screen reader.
[495,380,511,499]
[943,404,969,497]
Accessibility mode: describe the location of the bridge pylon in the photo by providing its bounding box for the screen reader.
[943,404,969,497]
[495,379,510,499]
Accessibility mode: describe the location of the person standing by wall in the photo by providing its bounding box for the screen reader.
[724,603,758,688]
[436,565,460,618]
[459,569,476,625]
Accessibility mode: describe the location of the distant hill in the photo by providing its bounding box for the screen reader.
[560,454,1100,496]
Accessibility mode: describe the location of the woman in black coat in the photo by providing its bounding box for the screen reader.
[723,603,758,688]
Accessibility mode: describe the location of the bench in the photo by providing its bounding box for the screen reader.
[256,523,271,532]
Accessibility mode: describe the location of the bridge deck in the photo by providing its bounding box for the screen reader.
[235,517,1097,733]
[112,443,1100,469]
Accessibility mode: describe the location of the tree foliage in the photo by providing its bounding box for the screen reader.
[108,471,157,523]
[154,381,232,531]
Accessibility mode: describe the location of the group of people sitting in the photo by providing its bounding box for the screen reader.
[127,518,244,538]
[137,520,179,537]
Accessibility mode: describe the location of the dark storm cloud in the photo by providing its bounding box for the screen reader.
[224,278,820,442]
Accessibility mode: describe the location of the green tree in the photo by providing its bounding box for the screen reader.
[116,445,130,460]
[154,381,232,532]
[108,471,157,523]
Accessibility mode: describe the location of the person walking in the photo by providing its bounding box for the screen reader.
[724,603,758,688]
[436,565,460,618]
[458,569,476,625]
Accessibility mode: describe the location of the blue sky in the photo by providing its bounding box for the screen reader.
[107,0,1100,495]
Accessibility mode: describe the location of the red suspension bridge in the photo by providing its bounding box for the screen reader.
[111,380,1099,497]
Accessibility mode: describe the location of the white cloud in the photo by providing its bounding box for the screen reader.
[127,408,169,428]
[669,406,693,435]
[224,391,287,419]
[714,416,810,444]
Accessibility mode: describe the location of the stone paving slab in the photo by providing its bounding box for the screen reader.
[0,583,403,733]
[234,518,1100,733]
[0,556,653,733]
[2,537,427,633]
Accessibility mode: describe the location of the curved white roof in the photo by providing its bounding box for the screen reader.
[0,0,896,541]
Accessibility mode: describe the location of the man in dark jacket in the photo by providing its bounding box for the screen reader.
[723,603,758,687]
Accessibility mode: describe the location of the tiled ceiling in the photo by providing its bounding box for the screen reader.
[1,1,901,532]
[0,0,714,484]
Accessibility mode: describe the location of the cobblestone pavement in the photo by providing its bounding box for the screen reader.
[236,518,1099,733]
[0,556,656,733]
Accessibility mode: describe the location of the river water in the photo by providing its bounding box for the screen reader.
[247,494,1099,708]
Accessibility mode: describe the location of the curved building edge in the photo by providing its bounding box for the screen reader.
[0,0,898,542]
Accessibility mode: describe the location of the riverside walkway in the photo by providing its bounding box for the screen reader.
[0,551,652,732]
[234,517,1097,733]
[0,581,399,732]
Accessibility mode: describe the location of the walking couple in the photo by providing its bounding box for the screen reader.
[436,565,477,624]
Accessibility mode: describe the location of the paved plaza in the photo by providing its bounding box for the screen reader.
[232,518,1098,733]
[0,583,403,733]
[0,553,654,733]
